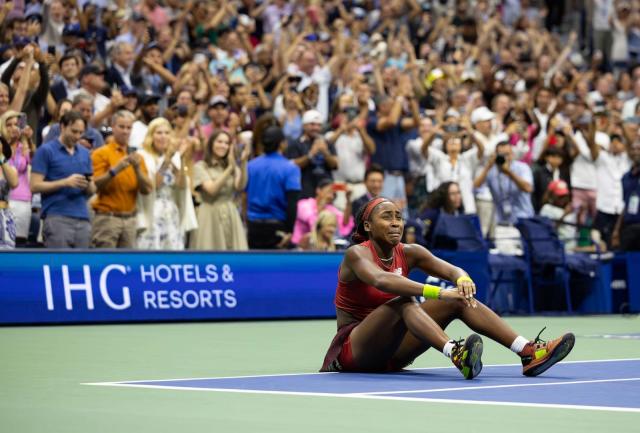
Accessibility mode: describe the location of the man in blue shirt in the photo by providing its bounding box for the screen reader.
[30,111,95,248]
[613,140,640,251]
[474,141,535,225]
[247,126,301,249]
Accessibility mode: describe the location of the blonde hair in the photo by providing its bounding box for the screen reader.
[310,210,338,251]
[0,110,21,142]
[141,117,173,155]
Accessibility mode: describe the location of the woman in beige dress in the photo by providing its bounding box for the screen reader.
[189,130,249,250]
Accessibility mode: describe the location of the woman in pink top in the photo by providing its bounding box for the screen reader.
[292,178,354,245]
[0,111,33,245]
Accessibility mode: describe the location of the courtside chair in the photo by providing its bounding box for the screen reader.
[430,213,534,314]
[515,217,574,313]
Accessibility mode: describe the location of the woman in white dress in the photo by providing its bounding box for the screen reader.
[136,118,197,249]
[423,134,484,214]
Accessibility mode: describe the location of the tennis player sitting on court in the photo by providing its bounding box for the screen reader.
[320,198,575,379]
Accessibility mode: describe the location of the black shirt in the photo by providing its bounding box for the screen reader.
[285,135,336,198]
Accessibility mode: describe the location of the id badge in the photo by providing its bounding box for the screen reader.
[629,193,639,215]
[502,200,513,218]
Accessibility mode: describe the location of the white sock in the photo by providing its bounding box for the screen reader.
[510,336,529,354]
[442,340,455,359]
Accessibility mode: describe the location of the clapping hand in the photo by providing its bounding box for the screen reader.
[227,144,237,168]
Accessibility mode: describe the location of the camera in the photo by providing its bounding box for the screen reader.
[577,113,592,126]
[344,106,359,121]
[175,105,189,117]
[444,124,460,133]
[17,113,27,130]
[81,135,95,146]
[495,154,507,166]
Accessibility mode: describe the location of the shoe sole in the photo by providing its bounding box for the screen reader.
[524,333,575,377]
[462,334,484,380]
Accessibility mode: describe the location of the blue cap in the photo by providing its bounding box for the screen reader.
[62,23,83,37]
[26,12,43,23]
[146,42,162,52]
[120,86,138,97]
[13,36,32,47]
[140,92,162,105]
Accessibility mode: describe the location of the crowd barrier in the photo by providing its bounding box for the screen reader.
[0,250,636,325]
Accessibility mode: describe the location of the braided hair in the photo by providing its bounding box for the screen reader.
[351,197,390,244]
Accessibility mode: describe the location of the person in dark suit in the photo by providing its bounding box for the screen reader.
[50,54,81,103]
[352,164,385,217]
[105,41,135,89]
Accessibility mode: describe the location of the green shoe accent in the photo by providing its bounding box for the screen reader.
[535,348,547,359]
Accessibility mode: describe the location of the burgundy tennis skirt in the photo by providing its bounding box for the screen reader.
[319,322,359,372]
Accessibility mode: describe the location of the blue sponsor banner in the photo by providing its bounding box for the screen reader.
[0,250,489,324]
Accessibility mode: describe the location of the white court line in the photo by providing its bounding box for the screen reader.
[82,358,640,414]
[83,381,640,414]
[361,377,640,396]
[84,357,640,386]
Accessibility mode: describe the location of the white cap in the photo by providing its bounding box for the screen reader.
[471,106,495,124]
[303,110,323,125]
[445,108,461,118]
[461,70,476,82]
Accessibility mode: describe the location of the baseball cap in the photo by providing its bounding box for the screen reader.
[25,12,43,23]
[353,7,367,19]
[140,93,162,105]
[302,110,323,125]
[470,106,495,124]
[208,95,229,108]
[140,92,161,105]
[12,36,32,47]
[120,86,138,97]
[146,42,162,52]
[424,68,445,89]
[547,179,570,196]
[62,23,83,37]
[461,70,477,82]
[131,12,146,22]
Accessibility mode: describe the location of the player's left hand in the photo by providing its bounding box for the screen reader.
[456,276,477,308]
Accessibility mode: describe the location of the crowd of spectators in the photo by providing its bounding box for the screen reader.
[0,0,639,253]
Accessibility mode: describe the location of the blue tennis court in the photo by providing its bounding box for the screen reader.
[87,358,640,413]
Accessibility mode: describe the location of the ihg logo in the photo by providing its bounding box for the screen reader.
[42,264,131,311]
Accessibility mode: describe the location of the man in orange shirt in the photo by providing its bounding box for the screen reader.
[91,110,153,248]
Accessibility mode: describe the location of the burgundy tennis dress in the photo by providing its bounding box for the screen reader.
[320,240,409,372]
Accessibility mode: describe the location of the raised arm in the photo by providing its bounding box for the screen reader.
[7,54,35,112]
[585,121,599,161]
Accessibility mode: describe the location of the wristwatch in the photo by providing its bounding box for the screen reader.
[108,168,117,178]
